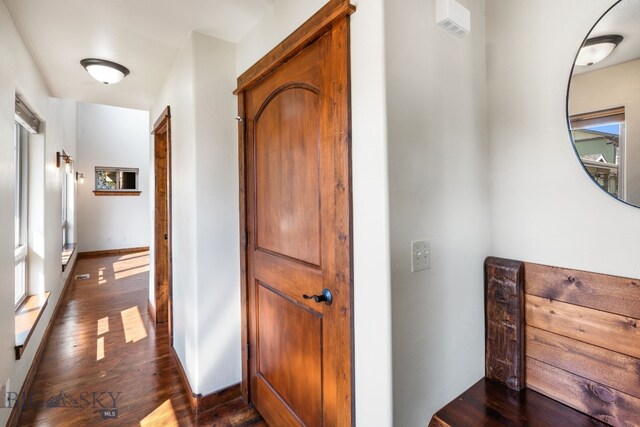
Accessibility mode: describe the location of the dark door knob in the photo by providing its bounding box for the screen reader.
[303,288,333,305]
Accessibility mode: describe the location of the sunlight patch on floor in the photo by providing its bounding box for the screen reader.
[140,399,178,427]
[118,251,150,261]
[98,267,107,285]
[97,337,105,361]
[113,255,148,272]
[121,306,148,343]
[97,316,109,335]
[115,264,149,280]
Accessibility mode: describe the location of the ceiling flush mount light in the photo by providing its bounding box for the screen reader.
[80,58,130,84]
[576,35,623,67]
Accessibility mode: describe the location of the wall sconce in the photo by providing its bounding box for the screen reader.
[76,172,85,184]
[56,151,73,174]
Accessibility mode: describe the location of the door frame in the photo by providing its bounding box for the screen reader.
[152,106,173,341]
[235,0,356,421]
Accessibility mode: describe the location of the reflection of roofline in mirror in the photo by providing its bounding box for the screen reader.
[571,129,619,144]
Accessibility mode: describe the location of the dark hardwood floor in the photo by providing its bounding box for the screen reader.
[17,251,266,426]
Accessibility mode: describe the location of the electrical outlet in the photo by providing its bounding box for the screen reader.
[411,240,431,272]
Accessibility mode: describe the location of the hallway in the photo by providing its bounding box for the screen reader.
[16,252,265,426]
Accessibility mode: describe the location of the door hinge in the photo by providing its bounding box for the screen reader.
[246,344,250,360]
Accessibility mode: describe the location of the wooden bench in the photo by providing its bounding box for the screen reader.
[430,257,640,426]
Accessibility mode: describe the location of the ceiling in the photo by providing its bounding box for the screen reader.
[4,0,275,110]
[574,0,640,75]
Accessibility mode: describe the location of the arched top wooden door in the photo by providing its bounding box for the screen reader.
[236,3,355,426]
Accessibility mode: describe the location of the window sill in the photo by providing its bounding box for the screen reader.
[93,190,141,196]
[62,243,76,272]
[15,292,51,360]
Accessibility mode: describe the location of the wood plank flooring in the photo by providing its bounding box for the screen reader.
[17,251,266,427]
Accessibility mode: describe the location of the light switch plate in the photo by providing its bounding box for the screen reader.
[411,240,431,272]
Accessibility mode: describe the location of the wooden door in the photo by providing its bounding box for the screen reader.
[238,7,353,427]
[153,107,172,332]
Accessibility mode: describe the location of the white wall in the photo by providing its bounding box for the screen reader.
[151,32,239,395]
[236,0,395,424]
[235,0,329,75]
[350,0,394,425]
[192,33,241,394]
[487,0,640,279]
[0,3,78,425]
[569,58,640,206]
[151,34,198,391]
[76,102,150,252]
[385,0,491,424]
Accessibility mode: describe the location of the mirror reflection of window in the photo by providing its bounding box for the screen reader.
[570,108,625,199]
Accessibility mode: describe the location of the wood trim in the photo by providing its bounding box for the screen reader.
[237,90,249,402]
[78,246,150,259]
[152,106,171,134]
[93,190,141,196]
[234,1,355,94]
[61,243,76,271]
[484,257,525,391]
[198,383,243,414]
[327,17,355,423]
[7,255,78,427]
[169,346,241,415]
[569,106,625,127]
[148,299,157,324]
[428,415,452,427]
[170,345,198,411]
[14,292,51,360]
[152,106,173,333]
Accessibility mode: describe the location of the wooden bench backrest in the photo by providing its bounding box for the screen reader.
[485,257,640,426]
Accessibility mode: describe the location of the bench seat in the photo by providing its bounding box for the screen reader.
[430,378,607,426]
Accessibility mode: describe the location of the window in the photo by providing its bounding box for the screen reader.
[94,167,140,195]
[570,107,625,199]
[58,148,75,255]
[14,122,28,308]
[62,161,69,246]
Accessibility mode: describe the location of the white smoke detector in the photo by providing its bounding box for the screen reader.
[436,0,470,38]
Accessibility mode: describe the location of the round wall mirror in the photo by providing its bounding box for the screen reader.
[567,0,640,208]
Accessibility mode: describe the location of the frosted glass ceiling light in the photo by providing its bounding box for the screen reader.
[80,58,130,84]
[575,35,623,67]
